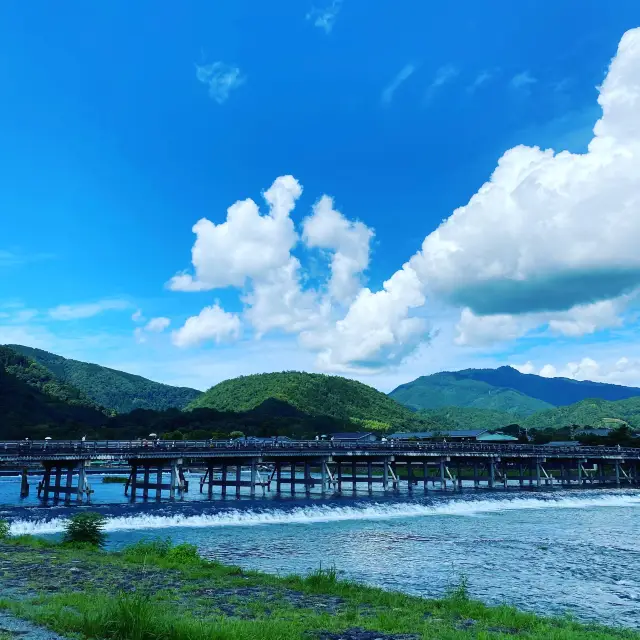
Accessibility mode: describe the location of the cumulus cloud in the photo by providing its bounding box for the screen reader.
[516,356,640,387]
[172,304,241,348]
[302,195,374,304]
[381,64,416,105]
[131,310,144,323]
[133,317,170,344]
[49,299,129,321]
[168,176,301,292]
[407,28,640,338]
[301,263,428,371]
[455,294,631,346]
[170,28,640,370]
[196,62,245,104]
[306,0,342,34]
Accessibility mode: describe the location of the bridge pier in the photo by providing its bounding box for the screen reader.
[37,460,91,503]
[125,459,186,501]
[20,468,29,497]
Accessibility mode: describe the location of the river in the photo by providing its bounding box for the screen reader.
[1,473,639,629]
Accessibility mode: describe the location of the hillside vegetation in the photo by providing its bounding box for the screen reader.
[522,396,640,430]
[460,366,640,406]
[390,372,553,415]
[419,406,520,430]
[0,346,106,413]
[188,371,421,429]
[0,359,107,439]
[7,345,202,413]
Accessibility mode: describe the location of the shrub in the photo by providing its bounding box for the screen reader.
[122,539,201,565]
[63,512,107,548]
[0,519,9,540]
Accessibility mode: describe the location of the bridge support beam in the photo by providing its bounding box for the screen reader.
[37,460,90,503]
[20,468,29,498]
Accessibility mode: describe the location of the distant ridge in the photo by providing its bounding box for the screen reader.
[390,366,640,415]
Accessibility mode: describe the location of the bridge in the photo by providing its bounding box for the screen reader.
[1,439,639,503]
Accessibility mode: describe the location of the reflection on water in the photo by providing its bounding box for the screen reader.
[2,476,639,629]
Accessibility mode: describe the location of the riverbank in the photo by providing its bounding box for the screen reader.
[0,536,638,640]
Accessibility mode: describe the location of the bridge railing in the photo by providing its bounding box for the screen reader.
[0,439,638,458]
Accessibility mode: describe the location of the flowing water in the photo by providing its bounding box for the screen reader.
[2,473,640,628]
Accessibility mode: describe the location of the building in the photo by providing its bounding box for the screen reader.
[575,428,612,438]
[232,436,292,444]
[388,429,518,443]
[542,441,581,447]
[329,432,377,443]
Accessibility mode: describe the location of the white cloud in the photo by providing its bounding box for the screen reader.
[134,317,170,344]
[381,64,416,105]
[172,304,241,348]
[145,317,170,333]
[49,299,129,321]
[467,70,493,93]
[169,30,640,371]
[302,195,374,304]
[168,175,301,292]
[242,257,328,337]
[511,70,537,91]
[513,361,536,374]
[301,263,428,371]
[404,28,640,331]
[516,356,640,388]
[131,310,144,323]
[455,294,631,346]
[195,61,245,104]
[306,0,342,34]
[425,64,459,102]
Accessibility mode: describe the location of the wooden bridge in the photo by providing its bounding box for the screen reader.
[1,439,639,503]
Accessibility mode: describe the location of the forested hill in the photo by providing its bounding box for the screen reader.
[0,356,108,439]
[0,346,106,413]
[390,366,640,414]
[187,371,427,430]
[390,372,553,415]
[521,397,640,431]
[6,345,202,413]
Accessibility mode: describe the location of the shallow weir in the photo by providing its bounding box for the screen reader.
[3,485,640,629]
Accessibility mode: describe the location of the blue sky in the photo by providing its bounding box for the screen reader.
[1,1,640,392]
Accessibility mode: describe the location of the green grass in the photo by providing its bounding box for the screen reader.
[0,537,638,640]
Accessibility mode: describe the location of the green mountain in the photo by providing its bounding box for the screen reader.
[450,366,640,406]
[390,372,553,416]
[0,354,108,440]
[6,345,202,413]
[522,397,640,431]
[187,371,424,430]
[0,346,105,413]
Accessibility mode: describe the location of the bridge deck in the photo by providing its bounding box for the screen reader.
[1,440,639,463]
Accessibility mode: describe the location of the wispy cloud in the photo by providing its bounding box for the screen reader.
[49,299,130,321]
[467,69,493,93]
[0,249,55,268]
[511,70,537,93]
[424,64,459,103]
[196,61,245,104]
[381,64,416,106]
[306,0,342,34]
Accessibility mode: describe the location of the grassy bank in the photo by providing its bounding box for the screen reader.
[0,535,638,640]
